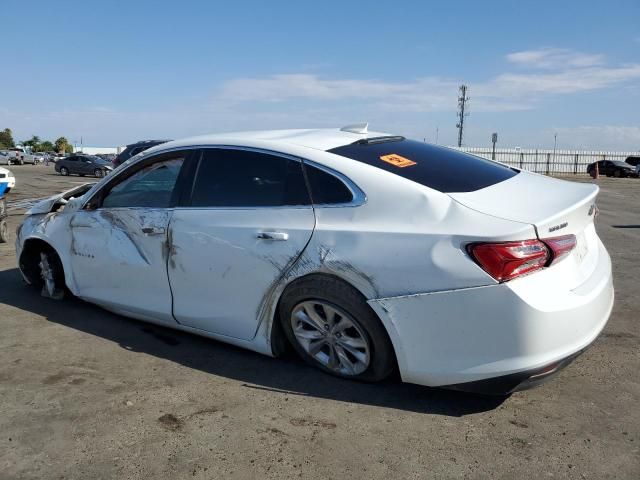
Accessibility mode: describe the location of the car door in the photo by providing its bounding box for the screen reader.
[63,156,77,173]
[79,157,93,174]
[68,150,192,323]
[168,147,316,340]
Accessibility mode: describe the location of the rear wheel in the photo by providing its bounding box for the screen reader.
[59,166,69,176]
[280,276,395,382]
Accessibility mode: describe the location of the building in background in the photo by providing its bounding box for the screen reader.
[73,146,124,155]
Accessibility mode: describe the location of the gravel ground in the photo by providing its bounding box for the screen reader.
[0,166,638,479]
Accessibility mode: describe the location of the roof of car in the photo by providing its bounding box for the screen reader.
[153,126,391,153]
[126,139,171,147]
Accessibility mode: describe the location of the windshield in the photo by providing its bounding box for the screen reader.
[612,161,631,167]
[328,138,518,193]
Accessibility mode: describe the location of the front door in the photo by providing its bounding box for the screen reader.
[69,150,190,323]
[168,147,315,340]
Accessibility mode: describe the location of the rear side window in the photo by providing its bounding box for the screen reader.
[328,138,517,193]
[190,149,311,207]
[304,164,353,204]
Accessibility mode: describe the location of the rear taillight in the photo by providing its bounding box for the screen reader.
[468,234,577,282]
[544,234,576,265]
[468,240,549,282]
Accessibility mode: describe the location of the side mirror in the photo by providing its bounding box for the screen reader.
[64,197,84,213]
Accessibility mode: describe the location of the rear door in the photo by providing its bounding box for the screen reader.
[168,147,315,340]
[69,150,192,322]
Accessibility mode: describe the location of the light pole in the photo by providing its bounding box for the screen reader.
[491,133,498,160]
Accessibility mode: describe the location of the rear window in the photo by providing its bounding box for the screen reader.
[328,138,517,193]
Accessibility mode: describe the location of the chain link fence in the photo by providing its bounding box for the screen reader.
[454,147,639,175]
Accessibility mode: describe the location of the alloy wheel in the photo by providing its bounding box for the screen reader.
[39,252,57,298]
[290,300,371,376]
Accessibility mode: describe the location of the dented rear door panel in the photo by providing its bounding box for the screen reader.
[168,207,315,340]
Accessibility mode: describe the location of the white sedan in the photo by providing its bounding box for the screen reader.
[15,125,613,394]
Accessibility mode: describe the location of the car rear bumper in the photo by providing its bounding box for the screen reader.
[368,237,614,391]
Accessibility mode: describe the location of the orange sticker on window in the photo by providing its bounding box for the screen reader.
[379,154,416,168]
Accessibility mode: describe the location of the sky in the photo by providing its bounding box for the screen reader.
[1,0,639,150]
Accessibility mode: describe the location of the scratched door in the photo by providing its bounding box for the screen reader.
[168,147,315,340]
[68,153,188,324]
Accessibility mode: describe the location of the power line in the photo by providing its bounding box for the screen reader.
[456,84,470,147]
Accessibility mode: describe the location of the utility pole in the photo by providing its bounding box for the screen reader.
[491,133,498,160]
[456,84,469,147]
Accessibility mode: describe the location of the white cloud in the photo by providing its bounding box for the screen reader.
[213,51,640,113]
[506,48,605,69]
[554,126,640,150]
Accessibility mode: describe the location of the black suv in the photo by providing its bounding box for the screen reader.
[587,160,635,178]
[112,139,171,167]
[625,156,640,168]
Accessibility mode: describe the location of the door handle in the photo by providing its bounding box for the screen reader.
[141,226,166,236]
[257,231,289,241]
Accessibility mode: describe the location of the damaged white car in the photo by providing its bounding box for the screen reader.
[15,125,614,394]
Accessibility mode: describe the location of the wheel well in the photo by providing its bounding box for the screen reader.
[270,273,399,373]
[19,238,58,285]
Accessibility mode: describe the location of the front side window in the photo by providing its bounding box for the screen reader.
[189,149,310,207]
[101,155,185,208]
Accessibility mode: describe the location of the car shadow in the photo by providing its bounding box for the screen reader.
[0,267,507,416]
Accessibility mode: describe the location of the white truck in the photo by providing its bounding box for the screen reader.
[7,147,38,165]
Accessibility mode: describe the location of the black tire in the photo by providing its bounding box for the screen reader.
[0,219,8,243]
[60,167,69,176]
[35,247,66,299]
[94,169,103,178]
[614,170,621,178]
[279,275,395,382]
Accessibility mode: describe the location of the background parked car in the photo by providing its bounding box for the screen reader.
[625,156,640,168]
[112,139,171,167]
[587,160,635,177]
[7,147,37,165]
[0,151,11,165]
[54,154,114,177]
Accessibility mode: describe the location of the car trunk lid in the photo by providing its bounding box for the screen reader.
[448,171,598,239]
[449,171,600,287]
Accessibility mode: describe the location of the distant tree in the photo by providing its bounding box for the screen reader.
[39,140,54,152]
[0,128,15,148]
[54,137,70,153]
[22,135,41,151]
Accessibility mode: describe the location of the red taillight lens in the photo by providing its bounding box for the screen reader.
[468,240,549,282]
[544,234,576,264]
